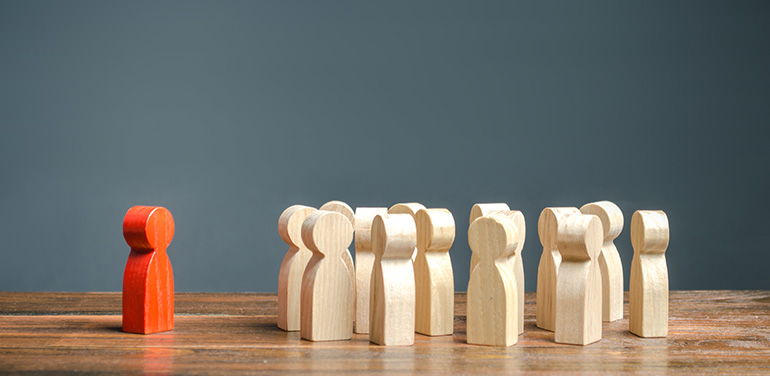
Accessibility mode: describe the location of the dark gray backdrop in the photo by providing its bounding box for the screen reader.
[1,1,768,292]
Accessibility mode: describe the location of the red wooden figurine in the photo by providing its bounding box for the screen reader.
[122,206,175,334]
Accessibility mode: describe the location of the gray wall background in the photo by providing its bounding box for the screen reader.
[1,1,768,292]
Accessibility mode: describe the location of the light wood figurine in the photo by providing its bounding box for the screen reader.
[466,214,519,347]
[388,202,426,262]
[471,207,525,335]
[277,205,317,331]
[414,208,455,336]
[554,214,602,346]
[580,201,624,322]
[369,214,416,346]
[535,207,579,331]
[629,210,669,338]
[319,200,356,301]
[122,205,175,334]
[300,211,354,341]
[353,207,387,334]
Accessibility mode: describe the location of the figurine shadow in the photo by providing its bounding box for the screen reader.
[106,326,123,333]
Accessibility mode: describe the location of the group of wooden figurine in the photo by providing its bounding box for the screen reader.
[118,200,668,346]
[278,200,670,347]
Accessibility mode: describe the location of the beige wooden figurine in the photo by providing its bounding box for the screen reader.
[468,203,510,274]
[629,210,669,338]
[467,214,519,347]
[319,200,356,300]
[388,202,426,261]
[554,214,602,346]
[369,214,417,346]
[535,207,579,331]
[580,201,624,322]
[352,207,387,334]
[277,205,317,331]
[299,211,355,341]
[414,208,455,336]
[471,207,525,335]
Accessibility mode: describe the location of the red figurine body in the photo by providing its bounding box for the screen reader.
[122,206,175,334]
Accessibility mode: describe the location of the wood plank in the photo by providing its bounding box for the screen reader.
[0,292,276,316]
[0,291,769,374]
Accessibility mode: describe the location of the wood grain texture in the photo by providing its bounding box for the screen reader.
[299,211,355,341]
[1,291,769,374]
[580,201,624,323]
[353,207,388,334]
[369,214,416,346]
[630,210,670,338]
[536,207,579,331]
[554,214,603,346]
[277,205,317,331]
[122,205,175,335]
[414,208,455,336]
[466,214,519,347]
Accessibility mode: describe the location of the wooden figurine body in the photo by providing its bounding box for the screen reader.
[580,201,624,322]
[414,208,455,336]
[353,207,387,334]
[277,205,317,331]
[554,214,602,346]
[388,203,426,262]
[369,214,416,346]
[300,211,355,341]
[466,214,519,347]
[536,207,579,331]
[319,201,356,296]
[468,203,510,274]
[122,206,175,334]
[630,210,670,338]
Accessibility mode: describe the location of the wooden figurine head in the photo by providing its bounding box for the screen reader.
[371,214,417,260]
[469,203,510,225]
[123,206,174,253]
[468,214,519,263]
[488,210,525,254]
[468,202,511,225]
[278,205,317,250]
[538,207,580,247]
[388,203,426,218]
[301,211,354,259]
[468,204,512,274]
[557,214,603,262]
[354,208,388,251]
[580,201,624,242]
[631,210,669,255]
[320,201,356,227]
[415,209,455,254]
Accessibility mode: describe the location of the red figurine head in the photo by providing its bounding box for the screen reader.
[123,206,175,253]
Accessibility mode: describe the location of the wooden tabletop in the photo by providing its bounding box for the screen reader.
[1,291,769,375]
